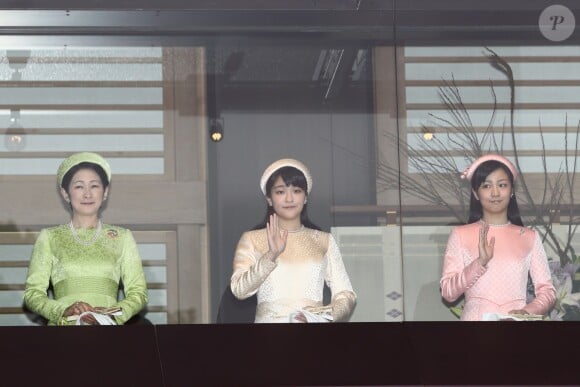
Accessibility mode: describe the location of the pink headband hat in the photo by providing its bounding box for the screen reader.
[460,154,518,182]
[260,158,313,196]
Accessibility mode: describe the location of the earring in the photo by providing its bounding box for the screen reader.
[304,199,307,204]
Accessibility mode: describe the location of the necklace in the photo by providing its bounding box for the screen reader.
[479,219,511,227]
[69,220,102,246]
[283,225,305,233]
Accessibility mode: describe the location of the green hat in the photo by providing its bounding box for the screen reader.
[57,152,112,187]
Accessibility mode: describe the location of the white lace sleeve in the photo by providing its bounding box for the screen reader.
[230,232,277,300]
[325,234,357,322]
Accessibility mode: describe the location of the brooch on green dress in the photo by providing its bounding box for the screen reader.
[106,229,119,239]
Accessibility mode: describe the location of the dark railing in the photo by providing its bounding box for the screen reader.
[2,322,578,386]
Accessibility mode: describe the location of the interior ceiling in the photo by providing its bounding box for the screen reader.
[204,0,376,110]
[4,3,577,114]
[211,45,371,112]
[0,0,375,10]
[0,2,382,113]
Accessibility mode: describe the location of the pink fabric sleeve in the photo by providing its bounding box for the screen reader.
[230,232,277,300]
[523,231,556,315]
[440,228,487,302]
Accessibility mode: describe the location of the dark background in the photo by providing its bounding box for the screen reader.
[1,323,578,386]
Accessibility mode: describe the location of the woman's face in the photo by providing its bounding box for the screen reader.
[267,175,306,222]
[474,167,512,217]
[61,168,108,217]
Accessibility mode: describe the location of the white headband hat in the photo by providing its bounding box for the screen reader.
[260,158,312,196]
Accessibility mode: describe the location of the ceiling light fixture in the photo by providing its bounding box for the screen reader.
[209,118,224,142]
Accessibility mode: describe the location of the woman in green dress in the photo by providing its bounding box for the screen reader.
[23,152,148,325]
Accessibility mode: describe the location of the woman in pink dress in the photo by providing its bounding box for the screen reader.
[440,154,556,321]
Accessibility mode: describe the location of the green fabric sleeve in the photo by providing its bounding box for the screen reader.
[112,230,148,324]
[23,229,67,324]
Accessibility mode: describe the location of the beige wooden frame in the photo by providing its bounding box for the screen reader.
[0,230,177,323]
[0,47,210,324]
[369,45,580,225]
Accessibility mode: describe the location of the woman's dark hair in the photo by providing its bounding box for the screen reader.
[61,162,110,192]
[253,166,321,231]
[467,160,523,226]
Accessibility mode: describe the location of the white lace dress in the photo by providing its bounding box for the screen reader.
[231,227,356,323]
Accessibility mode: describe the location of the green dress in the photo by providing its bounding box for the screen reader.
[24,224,148,325]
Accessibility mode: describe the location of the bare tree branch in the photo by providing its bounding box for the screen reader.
[378,47,580,266]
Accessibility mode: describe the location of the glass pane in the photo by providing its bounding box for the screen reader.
[1,2,578,327]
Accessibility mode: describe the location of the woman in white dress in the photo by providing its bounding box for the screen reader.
[230,158,356,323]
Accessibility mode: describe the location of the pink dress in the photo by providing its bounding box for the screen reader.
[440,222,556,321]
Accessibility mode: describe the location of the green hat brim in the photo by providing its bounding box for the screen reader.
[57,152,112,187]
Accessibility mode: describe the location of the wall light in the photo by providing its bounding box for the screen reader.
[421,126,435,141]
[5,109,26,151]
[209,118,224,142]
